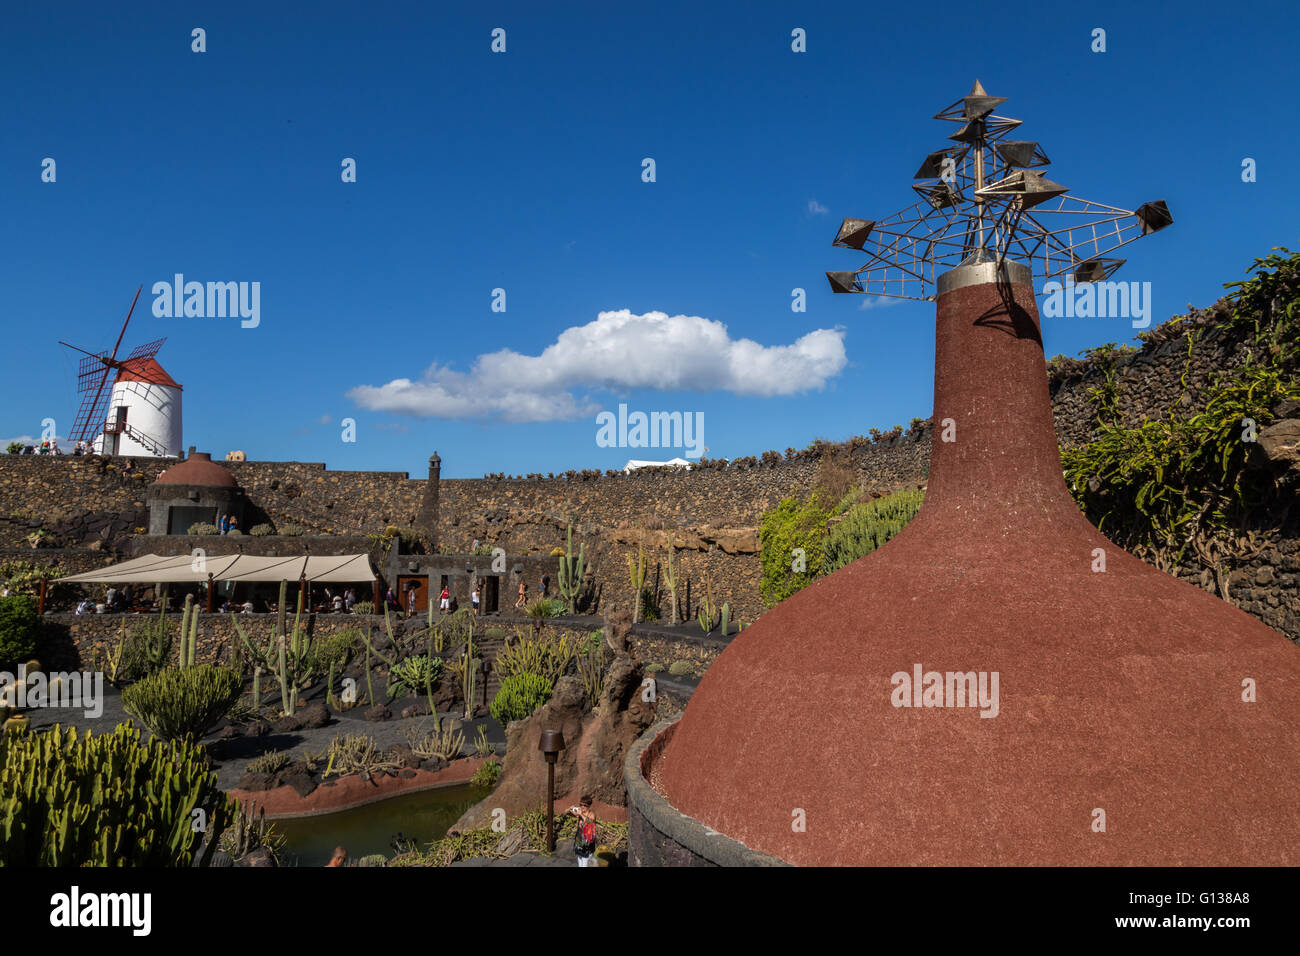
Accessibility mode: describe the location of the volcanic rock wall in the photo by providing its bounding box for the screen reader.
[3,301,1299,638]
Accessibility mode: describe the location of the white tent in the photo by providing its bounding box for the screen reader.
[623,457,692,472]
[60,553,376,584]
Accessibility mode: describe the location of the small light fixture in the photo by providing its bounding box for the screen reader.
[539,729,567,852]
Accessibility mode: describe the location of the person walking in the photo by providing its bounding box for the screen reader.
[439,585,450,613]
[471,585,480,616]
[407,586,417,617]
[516,579,527,609]
[569,795,598,867]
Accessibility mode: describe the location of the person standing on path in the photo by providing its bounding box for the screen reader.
[569,795,598,867]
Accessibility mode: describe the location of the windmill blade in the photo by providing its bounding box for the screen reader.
[70,368,115,444]
[76,353,110,392]
[125,337,167,362]
[106,286,143,364]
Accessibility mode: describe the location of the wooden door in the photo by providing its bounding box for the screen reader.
[397,575,429,615]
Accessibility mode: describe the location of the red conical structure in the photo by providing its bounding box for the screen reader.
[646,261,1300,865]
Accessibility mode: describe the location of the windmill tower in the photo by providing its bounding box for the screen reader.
[60,286,183,458]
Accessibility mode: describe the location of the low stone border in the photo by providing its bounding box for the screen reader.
[624,717,788,867]
[230,755,488,820]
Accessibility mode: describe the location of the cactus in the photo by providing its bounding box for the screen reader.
[252,665,262,711]
[720,602,730,637]
[225,800,275,861]
[557,523,586,615]
[626,536,648,624]
[697,574,720,634]
[121,665,242,741]
[0,723,229,867]
[459,628,478,720]
[365,638,375,708]
[178,594,199,668]
[662,533,680,625]
[232,587,315,717]
[3,714,29,734]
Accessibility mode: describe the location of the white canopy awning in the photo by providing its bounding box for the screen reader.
[60,553,376,584]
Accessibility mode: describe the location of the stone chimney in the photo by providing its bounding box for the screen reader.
[417,452,441,551]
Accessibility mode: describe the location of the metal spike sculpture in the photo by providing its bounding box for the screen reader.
[826,80,1173,301]
[59,286,170,445]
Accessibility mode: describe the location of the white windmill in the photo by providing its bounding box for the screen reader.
[60,286,183,457]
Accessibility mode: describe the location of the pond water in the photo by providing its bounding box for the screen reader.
[273,783,483,866]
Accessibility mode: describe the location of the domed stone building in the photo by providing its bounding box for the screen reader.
[146,450,246,535]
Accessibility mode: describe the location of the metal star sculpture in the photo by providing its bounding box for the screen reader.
[826,81,1173,301]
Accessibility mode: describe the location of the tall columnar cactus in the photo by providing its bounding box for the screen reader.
[179,595,199,668]
[626,537,647,624]
[557,523,586,615]
[232,586,314,717]
[0,723,230,867]
[719,602,730,637]
[461,629,477,720]
[698,574,720,635]
[662,533,680,625]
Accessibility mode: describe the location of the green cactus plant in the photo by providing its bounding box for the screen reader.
[0,723,230,867]
[626,535,648,624]
[557,523,586,615]
[662,533,680,625]
[233,586,315,717]
[121,665,242,741]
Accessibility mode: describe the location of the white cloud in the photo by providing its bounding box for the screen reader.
[858,296,905,311]
[807,199,829,215]
[318,414,333,425]
[347,309,847,423]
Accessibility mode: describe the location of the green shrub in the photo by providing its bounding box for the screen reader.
[5,443,22,455]
[639,587,660,621]
[278,524,304,536]
[121,665,243,741]
[526,598,567,618]
[471,759,502,790]
[489,672,553,725]
[188,522,219,536]
[0,595,39,669]
[387,654,444,700]
[759,496,832,606]
[351,601,375,614]
[824,489,925,573]
[248,523,274,537]
[495,632,578,684]
[309,628,359,672]
[0,723,229,866]
[645,662,663,674]
[668,660,693,677]
[122,614,175,679]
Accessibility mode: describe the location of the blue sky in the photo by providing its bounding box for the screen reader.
[2,0,1296,478]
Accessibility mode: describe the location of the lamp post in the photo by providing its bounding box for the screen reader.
[538,729,566,852]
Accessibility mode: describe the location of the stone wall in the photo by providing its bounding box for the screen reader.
[5,299,1300,642]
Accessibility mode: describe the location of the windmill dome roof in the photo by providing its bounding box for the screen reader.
[117,357,181,389]
[153,452,238,488]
